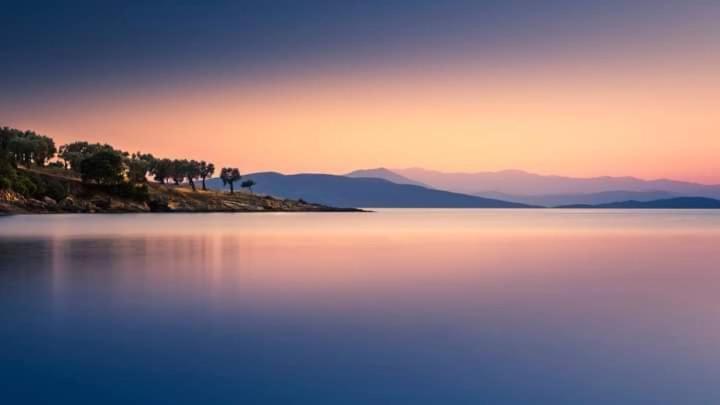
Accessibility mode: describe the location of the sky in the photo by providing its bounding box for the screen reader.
[2,0,719,182]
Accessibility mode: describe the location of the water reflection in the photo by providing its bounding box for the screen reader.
[1,210,720,404]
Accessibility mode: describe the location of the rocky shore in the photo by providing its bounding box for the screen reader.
[0,174,361,215]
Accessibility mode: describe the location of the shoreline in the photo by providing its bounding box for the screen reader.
[0,194,364,215]
[0,170,363,215]
[0,207,366,216]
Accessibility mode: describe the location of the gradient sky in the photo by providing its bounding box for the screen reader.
[3,0,719,182]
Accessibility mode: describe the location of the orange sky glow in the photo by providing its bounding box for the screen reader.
[5,35,720,183]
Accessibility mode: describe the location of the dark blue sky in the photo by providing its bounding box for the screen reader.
[2,0,707,97]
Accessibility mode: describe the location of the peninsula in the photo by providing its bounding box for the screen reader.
[0,127,359,214]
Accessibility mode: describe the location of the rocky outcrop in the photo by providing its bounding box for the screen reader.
[0,178,361,215]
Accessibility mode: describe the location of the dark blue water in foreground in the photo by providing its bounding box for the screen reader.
[2,210,720,404]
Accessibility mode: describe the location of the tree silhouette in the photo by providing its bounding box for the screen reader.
[169,159,186,185]
[150,158,173,184]
[80,150,125,185]
[5,130,56,167]
[59,141,114,171]
[126,152,154,184]
[199,161,215,191]
[127,159,149,184]
[220,167,241,194]
[185,160,201,191]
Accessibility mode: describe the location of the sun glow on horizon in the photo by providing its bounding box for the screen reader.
[3,1,720,183]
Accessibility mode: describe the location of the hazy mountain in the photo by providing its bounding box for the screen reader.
[393,168,720,198]
[346,168,428,187]
[474,190,681,207]
[205,172,532,208]
[558,197,720,209]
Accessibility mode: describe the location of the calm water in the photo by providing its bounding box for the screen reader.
[2,210,720,404]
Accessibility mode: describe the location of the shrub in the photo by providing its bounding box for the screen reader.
[28,175,46,198]
[112,182,150,202]
[0,177,11,190]
[14,176,36,197]
[44,178,68,201]
[0,155,16,182]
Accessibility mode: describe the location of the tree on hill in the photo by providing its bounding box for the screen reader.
[33,135,56,166]
[58,141,88,169]
[220,167,241,194]
[0,127,18,150]
[127,158,150,184]
[241,179,256,193]
[185,160,201,191]
[126,152,155,184]
[1,127,61,196]
[169,159,186,185]
[6,137,33,166]
[199,161,215,191]
[59,142,116,171]
[80,150,125,185]
[1,125,221,203]
[150,158,173,184]
[5,130,56,167]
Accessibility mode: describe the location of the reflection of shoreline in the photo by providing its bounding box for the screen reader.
[7,216,720,316]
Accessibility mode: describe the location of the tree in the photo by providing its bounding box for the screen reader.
[59,141,88,170]
[1,127,56,167]
[0,127,18,151]
[185,160,201,191]
[127,152,155,183]
[150,158,173,184]
[241,179,256,193]
[169,159,186,185]
[198,161,215,191]
[80,150,125,185]
[33,135,56,166]
[220,167,241,194]
[127,159,150,184]
[7,136,34,166]
[59,141,115,171]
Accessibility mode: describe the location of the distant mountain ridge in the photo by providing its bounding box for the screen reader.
[205,172,532,208]
[346,168,428,187]
[344,167,720,206]
[390,168,720,198]
[473,190,682,207]
[557,197,720,209]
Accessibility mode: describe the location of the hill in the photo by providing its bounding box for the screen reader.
[205,172,533,208]
[557,197,720,209]
[0,168,358,214]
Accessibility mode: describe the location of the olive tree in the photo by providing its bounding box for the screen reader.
[220,167,241,194]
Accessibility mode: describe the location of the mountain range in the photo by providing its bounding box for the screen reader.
[204,173,532,208]
[392,168,720,197]
[204,168,720,209]
[351,167,720,205]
